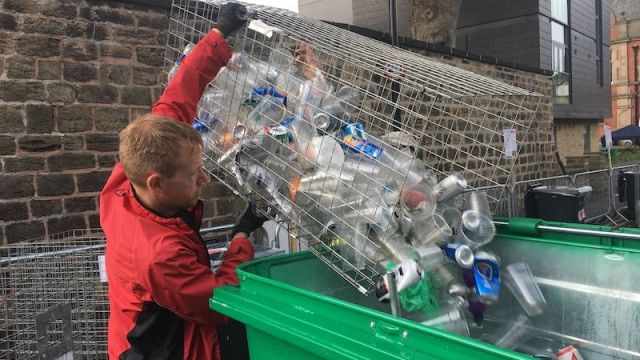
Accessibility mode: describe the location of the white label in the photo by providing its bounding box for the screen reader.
[604,125,613,149]
[503,128,517,159]
[384,58,405,80]
[248,20,279,38]
[98,255,108,283]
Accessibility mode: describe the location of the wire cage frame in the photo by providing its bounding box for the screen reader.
[165,0,545,294]
[0,229,108,360]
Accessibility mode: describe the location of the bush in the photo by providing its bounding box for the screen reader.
[601,146,640,165]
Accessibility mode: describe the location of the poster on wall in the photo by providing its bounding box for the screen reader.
[503,128,517,159]
[604,125,613,149]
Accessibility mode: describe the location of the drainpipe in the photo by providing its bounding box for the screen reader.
[389,0,398,46]
[389,0,402,131]
[633,44,639,126]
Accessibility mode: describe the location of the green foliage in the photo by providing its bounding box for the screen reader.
[601,147,640,165]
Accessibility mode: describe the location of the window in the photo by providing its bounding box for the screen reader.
[551,0,568,24]
[552,20,570,103]
[552,22,566,72]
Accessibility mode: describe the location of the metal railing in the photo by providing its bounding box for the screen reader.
[611,164,640,213]
[508,164,640,225]
[572,169,611,223]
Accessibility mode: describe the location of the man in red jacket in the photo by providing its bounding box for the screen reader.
[100,3,262,359]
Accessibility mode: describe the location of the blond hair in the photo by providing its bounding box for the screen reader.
[119,114,203,187]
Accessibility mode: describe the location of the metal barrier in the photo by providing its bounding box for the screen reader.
[572,169,611,222]
[0,226,239,360]
[506,164,640,226]
[611,164,639,212]
[509,175,574,217]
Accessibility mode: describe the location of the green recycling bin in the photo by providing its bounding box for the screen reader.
[210,218,640,359]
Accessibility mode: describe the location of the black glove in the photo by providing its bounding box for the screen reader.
[216,2,248,38]
[231,201,267,238]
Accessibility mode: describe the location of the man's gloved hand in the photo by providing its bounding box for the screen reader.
[231,201,267,238]
[216,2,248,38]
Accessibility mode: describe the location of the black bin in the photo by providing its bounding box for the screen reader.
[524,186,586,223]
[618,170,640,220]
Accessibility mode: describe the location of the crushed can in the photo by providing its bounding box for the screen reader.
[343,135,384,160]
[472,251,500,304]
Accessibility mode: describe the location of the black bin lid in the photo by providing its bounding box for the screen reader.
[531,186,580,196]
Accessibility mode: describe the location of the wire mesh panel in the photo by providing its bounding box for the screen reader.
[0,230,108,360]
[165,0,544,294]
[572,169,611,223]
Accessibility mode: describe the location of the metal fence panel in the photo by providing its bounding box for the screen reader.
[611,164,640,212]
[0,229,108,360]
[572,169,611,223]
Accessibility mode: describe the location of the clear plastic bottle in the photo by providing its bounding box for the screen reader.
[246,96,286,131]
[335,85,361,106]
[195,87,228,127]
[167,43,195,82]
[239,155,299,216]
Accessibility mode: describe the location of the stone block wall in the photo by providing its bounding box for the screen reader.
[412,49,559,183]
[329,23,559,184]
[0,0,240,245]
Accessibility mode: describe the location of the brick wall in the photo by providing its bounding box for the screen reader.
[0,0,240,245]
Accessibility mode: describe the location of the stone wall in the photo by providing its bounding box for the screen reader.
[329,23,559,184]
[410,47,559,183]
[555,121,602,164]
[0,0,239,245]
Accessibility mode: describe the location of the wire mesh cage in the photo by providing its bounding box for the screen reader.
[0,229,108,360]
[165,0,544,296]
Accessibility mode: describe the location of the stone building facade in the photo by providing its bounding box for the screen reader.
[0,0,240,245]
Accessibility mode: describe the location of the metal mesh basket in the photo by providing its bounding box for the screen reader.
[0,229,108,360]
[165,0,544,294]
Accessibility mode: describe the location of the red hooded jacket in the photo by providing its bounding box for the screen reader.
[100,30,253,360]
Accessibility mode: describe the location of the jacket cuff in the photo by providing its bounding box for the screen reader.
[228,235,255,260]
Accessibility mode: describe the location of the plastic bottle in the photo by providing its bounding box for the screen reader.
[378,147,437,187]
[195,87,229,128]
[246,96,286,131]
[335,85,361,106]
[314,96,352,132]
[238,155,299,216]
[167,43,194,82]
